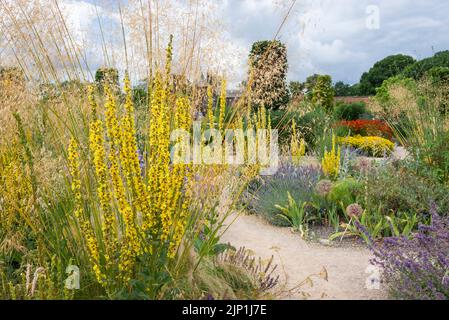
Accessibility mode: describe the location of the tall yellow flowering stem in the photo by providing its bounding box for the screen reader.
[168,97,193,257]
[104,85,141,281]
[207,86,214,130]
[218,79,227,132]
[322,135,341,179]
[88,87,116,268]
[68,139,105,286]
[291,119,306,164]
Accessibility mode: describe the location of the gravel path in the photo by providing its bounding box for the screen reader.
[221,213,388,300]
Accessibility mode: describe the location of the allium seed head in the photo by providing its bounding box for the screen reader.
[316,179,333,197]
[346,203,364,218]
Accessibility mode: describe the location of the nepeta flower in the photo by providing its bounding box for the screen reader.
[364,203,449,300]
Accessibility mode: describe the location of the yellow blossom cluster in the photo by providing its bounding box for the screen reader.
[207,86,215,130]
[218,79,227,132]
[322,135,341,179]
[0,150,34,235]
[338,135,394,157]
[290,119,306,164]
[67,139,104,285]
[66,38,196,290]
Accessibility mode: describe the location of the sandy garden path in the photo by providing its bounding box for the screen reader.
[221,213,387,300]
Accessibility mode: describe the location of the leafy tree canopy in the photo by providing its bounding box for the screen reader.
[333,81,362,96]
[359,54,416,95]
[426,66,449,85]
[402,51,449,80]
[289,81,305,99]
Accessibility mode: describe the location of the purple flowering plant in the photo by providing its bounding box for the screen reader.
[359,204,449,300]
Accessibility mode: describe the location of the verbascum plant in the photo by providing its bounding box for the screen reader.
[218,79,227,132]
[68,139,105,285]
[69,73,194,294]
[104,85,142,280]
[66,37,195,292]
[322,135,341,179]
[169,97,193,257]
[87,86,116,271]
[0,149,34,238]
[207,86,215,130]
[290,119,306,164]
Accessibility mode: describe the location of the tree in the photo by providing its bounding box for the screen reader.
[334,81,353,96]
[425,67,449,114]
[249,40,289,110]
[303,74,320,94]
[402,51,449,80]
[311,75,335,111]
[289,81,305,99]
[359,54,416,95]
[426,66,449,85]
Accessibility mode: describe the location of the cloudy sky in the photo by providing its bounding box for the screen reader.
[62,0,449,85]
[218,0,449,84]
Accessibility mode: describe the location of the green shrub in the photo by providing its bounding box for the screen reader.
[334,102,368,121]
[328,178,363,208]
[95,67,120,93]
[298,106,333,152]
[374,76,417,112]
[363,164,449,218]
[269,105,333,152]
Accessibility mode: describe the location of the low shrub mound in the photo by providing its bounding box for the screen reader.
[338,136,394,157]
[247,163,321,227]
[335,119,393,140]
[334,102,368,121]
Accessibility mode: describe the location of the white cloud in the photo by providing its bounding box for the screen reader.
[220,0,449,84]
[58,0,449,85]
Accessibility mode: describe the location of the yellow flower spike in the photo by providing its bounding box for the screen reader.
[218,79,227,132]
[87,85,98,119]
[68,138,106,286]
[147,72,172,243]
[261,107,267,129]
[165,35,174,81]
[322,134,341,179]
[291,119,306,164]
[103,84,141,279]
[89,117,116,258]
[207,86,214,130]
[121,74,151,227]
[88,86,115,249]
[165,98,192,258]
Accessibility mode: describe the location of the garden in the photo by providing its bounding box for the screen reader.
[0,0,448,301]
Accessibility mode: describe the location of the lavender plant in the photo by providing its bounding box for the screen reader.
[247,162,322,226]
[363,204,449,300]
